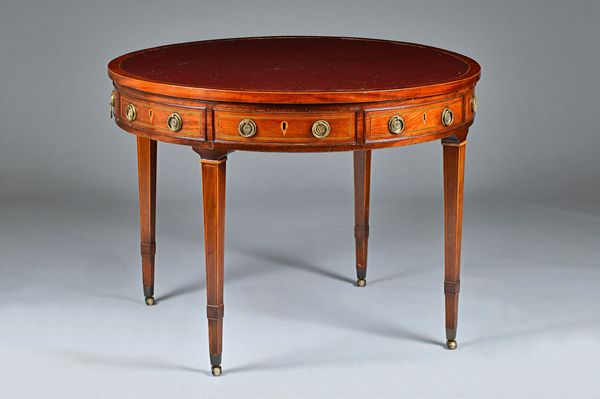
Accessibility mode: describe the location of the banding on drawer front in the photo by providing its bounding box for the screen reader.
[364,97,464,143]
[214,110,356,144]
[118,95,205,139]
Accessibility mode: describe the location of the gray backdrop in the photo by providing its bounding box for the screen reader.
[1,1,599,398]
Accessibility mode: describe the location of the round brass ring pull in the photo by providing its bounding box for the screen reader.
[238,119,257,137]
[388,115,405,134]
[109,92,115,119]
[311,120,330,139]
[441,108,454,126]
[167,113,183,132]
[125,104,137,122]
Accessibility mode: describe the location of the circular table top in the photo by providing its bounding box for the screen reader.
[108,36,480,104]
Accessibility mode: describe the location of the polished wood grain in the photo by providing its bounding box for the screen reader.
[109,36,481,375]
[365,96,464,142]
[214,109,356,145]
[353,150,371,286]
[442,137,467,349]
[136,136,157,304]
[113,83,475,152]
[120,93,206,139]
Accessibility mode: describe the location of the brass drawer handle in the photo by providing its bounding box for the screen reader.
[167,113,183,132]
[238,119,257,137]
[125,104,137,122]
[311,120,330,139]
[109,92,115,119]
[441,108,454,126]
[388,115,405,134]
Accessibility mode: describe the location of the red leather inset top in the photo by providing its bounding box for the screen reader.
[114,37,478,92]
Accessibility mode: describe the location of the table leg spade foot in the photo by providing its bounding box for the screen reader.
[446,339,457,350]
[211,354,222,377]
[446,327,457,350]
[357,278,367,287]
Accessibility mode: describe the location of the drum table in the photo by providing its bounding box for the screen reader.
[107,36,481,376]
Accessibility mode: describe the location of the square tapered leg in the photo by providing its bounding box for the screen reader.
[442,138,467,350]
[136,137,157,306]
[353,150,371,287]
[196,148,232,376]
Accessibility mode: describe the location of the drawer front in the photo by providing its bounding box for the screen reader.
[214,110,356,144]
[365,97,464,142]
[119,95,205,139]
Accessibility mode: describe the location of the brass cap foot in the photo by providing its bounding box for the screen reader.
[357,278,367,287]
[446,339,457,350]
[211,365,222,376]
[145,296,155,306]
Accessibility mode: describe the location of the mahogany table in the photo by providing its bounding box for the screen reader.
[107,36,481,376]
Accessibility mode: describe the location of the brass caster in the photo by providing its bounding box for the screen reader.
[446,339,457,350]
[145,296,155,306]
[211,365,222,377]
[357,278,366,287]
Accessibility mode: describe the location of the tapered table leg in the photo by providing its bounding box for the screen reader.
[353,150,371,287]
[195,148,232,376]
[442,137,467,350]
[137,137,157,306]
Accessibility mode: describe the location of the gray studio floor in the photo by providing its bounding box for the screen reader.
[1,193,599,398]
